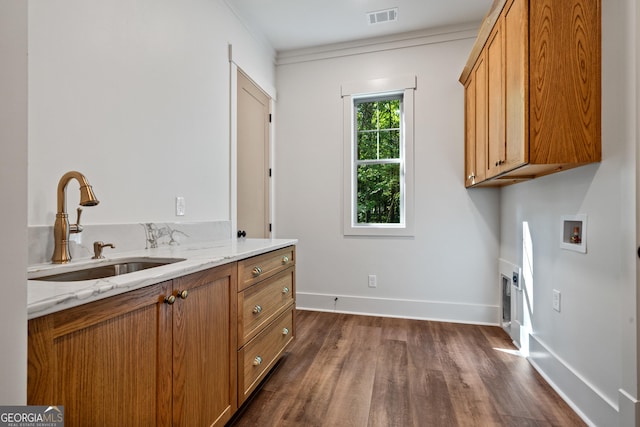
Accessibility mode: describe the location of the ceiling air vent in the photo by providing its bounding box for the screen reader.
[367,7,398,25]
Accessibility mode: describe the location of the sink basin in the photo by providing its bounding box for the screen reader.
[29,257,186,282]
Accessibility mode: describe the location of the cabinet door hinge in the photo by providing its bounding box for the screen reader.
[269,223,272,232]
[269,113,272,123]
[269,168,272,177]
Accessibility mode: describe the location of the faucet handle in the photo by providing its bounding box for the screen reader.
[92,241,115,259]
[70,207,84,233]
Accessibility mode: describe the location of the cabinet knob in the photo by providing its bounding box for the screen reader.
[282,327,289,336]
[253,305,263,314]
[253,356,263,366]
[178,290,189,299]
[164,295,176,305]
[252,266,263,277]
[282,286,290,294]
[282,255,289,264]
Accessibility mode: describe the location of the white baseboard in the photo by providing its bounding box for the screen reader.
[296,292,500,325]
[528,334,619,427]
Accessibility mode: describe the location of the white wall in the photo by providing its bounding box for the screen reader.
[0,0,28,404]
[500,0,637,425]
[275,33,501,324]
[28,0,275,226]
[19,0,274,403]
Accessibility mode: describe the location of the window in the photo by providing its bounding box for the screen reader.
[342,75,416,236]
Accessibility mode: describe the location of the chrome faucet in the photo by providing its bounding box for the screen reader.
[52,171,100,264]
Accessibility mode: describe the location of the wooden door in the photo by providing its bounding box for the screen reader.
[172,265,237,427]
[503,0,528,171]
[28,282,173,427]
[237,70,271,238]
[486,20,505,178]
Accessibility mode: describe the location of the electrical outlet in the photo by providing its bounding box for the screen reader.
[368,275,377,288]
[552,289,561,312]
[175,196,186,216]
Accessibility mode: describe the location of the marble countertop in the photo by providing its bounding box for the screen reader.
[27,238,297,319]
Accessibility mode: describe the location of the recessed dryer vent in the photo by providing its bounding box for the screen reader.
[367,8,398,25]
[560,214,587,253]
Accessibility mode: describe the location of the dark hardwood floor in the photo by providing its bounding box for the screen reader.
[228,310,585,427]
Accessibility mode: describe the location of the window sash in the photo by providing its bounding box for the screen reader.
[353,94,404,226]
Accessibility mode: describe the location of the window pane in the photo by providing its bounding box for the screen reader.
[378,99,400,129]
[356,98,401,161]
[357,131,377,160]
[356,163,400,224]
[379,129,400,158]
[356,102,378,131]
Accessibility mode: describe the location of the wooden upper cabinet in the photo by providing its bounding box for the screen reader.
[459,0,601,187]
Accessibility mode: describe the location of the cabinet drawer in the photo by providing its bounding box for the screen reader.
[238,267,294,346]
[238,246,295,291]
[238,307,294,403]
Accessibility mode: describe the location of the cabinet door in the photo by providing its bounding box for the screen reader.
[28,282,173,427]
[172,265,237,427]
[486,20,505,178]
[474,54,488,183]
[464,76,477,186]
[464,56,488,187]
[503,0,528,170]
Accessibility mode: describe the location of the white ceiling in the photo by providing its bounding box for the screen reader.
[225,0,494,52]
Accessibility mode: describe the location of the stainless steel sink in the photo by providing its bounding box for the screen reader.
[29,257,186,282]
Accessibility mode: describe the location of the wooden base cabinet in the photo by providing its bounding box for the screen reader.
[28,246,296,426]
[237,246,296,404]
[460,0,601,187]
[28,264,237,427]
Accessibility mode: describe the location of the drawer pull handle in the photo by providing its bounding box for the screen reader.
[282,327,289,335]
[253,356,263,366]
[282,287,290,294]
[282,255,290,264]
[178,290,189,299]
[252,266,263,277]
[253,305,263,314]
[164,295,176,305]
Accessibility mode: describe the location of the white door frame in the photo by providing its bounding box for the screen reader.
[229,45,276,238]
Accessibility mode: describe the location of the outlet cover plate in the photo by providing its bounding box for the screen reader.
[368,275,377,288]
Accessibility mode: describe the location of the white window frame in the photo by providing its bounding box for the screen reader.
[342,75,416,236]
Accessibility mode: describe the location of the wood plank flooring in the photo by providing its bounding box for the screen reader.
[228,310,585,427]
